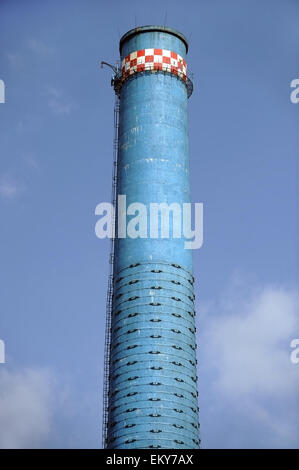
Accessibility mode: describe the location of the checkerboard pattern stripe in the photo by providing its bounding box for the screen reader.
[121,49,187,82]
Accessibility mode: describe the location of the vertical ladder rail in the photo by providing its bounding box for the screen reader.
[102,94,119,448]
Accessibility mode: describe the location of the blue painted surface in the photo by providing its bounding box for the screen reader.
[107,27,200,449]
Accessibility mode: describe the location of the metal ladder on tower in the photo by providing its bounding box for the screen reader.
[102,94,119,448]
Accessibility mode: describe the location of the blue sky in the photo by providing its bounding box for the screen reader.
[0,0,298,448]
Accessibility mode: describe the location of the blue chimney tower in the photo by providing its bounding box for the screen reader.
[102,25,199,449]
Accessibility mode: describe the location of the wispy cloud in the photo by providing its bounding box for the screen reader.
[26,38,53,56]
[48,100,75,115]
[7,38,53,69]
[46,87,76,115]
[0,176,24,199]
[6,53,23,68]
[0,366,98,449]
[199,278,299,448]
[0,368,54,449]
[22,153,40,171]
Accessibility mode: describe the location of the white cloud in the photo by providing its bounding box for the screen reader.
[46,87,75,115]
[0,368,55,449]
[7,39,52,69]
[199,279,299,448]
[22,153,39,171]
[48,99,75,115]
[7,53,22,68]
[0,176,24,199]
[26,38,53,56]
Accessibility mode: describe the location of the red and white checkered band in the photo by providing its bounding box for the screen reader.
[121,49,187,83]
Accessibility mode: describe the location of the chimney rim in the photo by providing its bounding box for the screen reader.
[119,25,189,54]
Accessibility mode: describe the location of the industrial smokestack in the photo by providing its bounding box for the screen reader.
[102,25,200,449]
